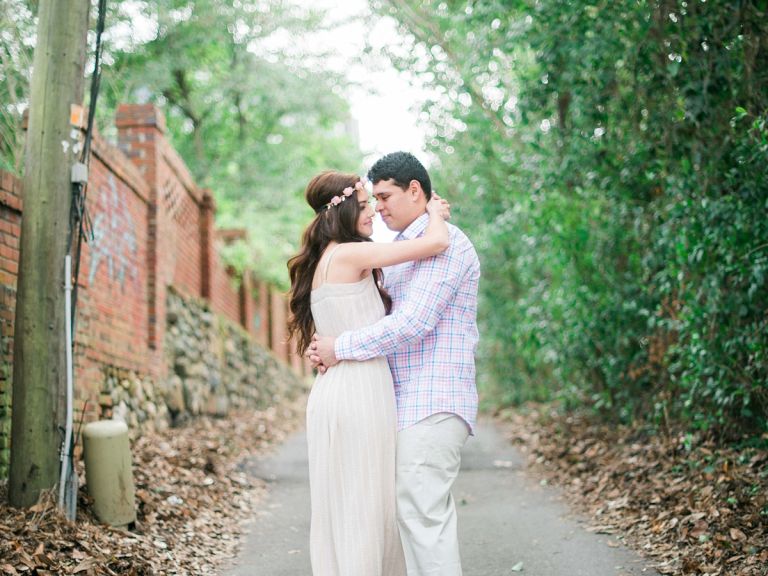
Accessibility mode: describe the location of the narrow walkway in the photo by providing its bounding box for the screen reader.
[223,418,659,576]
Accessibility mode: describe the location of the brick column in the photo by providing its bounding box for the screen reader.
[270,289,288,362]
[115,104,166,355]
[240,271,254,333]
[290,338,303,375]
[254,280,270,347]
[200,190,215,300]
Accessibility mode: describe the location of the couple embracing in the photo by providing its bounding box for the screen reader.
[288,152,480,576]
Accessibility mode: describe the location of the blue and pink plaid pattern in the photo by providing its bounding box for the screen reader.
[335,213,480,433]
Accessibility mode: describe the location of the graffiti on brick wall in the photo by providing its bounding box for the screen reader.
[88,174,139,290]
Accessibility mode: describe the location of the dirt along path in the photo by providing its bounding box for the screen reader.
[223,417,660,576]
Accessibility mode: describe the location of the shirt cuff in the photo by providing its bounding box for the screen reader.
[334,331,353,361]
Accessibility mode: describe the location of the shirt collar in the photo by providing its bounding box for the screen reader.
[395,212,430,241]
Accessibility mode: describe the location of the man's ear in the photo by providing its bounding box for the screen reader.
[409,179,424,201]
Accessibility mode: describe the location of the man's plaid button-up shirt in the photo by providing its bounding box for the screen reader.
[335,213,480,433]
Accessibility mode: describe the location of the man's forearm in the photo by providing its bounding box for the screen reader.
[335,237,470,361]
[334,301,440,361]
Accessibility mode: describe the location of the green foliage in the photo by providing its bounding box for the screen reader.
[0,0,36,174]
[377,0,768,439]
[0,0,364,286]
[95,0,363,287]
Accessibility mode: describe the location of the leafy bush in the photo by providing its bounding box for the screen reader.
[378,0,768,439]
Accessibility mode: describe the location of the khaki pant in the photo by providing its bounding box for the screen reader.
[396,413,469,576]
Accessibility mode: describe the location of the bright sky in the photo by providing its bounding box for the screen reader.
[296,0,428,166]
[292,0,428,240]
[116,0,428,165]
[121,0,429,165]
[117,0,423,238]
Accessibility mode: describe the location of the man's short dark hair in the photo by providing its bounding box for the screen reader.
[367,151,432,200]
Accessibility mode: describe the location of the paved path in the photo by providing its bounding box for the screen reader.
[223,418,659,576]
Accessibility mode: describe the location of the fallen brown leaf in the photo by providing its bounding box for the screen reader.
[730,527,747,541]
[497,404,768,576]
[1,395,307,575]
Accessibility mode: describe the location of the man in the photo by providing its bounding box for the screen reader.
[309,151,480,576]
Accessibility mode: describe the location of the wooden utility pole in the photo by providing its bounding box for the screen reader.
[9,0,89,508]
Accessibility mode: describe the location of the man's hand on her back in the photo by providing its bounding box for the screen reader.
[306,334,339,373]
[305,340,326,374]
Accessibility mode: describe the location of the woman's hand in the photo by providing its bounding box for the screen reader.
[427,193,451,220]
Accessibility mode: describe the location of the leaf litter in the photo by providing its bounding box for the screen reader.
[498,405,768,576]
[0,396,306,575]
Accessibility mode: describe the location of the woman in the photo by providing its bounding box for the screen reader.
[287,170,449,576]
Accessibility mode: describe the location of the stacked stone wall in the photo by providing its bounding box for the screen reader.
[161,288,296,427]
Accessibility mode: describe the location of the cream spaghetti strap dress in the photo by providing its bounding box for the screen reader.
[307,247,406,576]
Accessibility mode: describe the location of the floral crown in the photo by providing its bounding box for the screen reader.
[316,179,367,214]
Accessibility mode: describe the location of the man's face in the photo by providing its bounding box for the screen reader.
[372,178,421,232]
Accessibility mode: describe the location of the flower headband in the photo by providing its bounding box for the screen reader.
[316,179,367,213]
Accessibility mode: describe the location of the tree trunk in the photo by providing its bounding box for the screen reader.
[9,0,89,508]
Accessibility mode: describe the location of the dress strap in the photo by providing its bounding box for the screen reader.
[322,244,343,282]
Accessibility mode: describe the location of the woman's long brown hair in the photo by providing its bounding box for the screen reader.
[288,171,392,354]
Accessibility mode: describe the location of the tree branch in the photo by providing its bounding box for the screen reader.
[385,0,510,138]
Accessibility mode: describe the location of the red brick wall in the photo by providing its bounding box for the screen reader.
[200,190,215,300]
[290,339,304,376]
[0,105,298,464]
[112,104,287,366]
[270,288,289,363]
[212,264,242,326]
[239,272,254,335]
[210,230,244,326]
[165,174,203,298]
[73,136,154,402]
[251,279,270,347]
[0,104,305,479]
[0,173,22,471]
